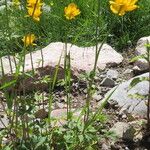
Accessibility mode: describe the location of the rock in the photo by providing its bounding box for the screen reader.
[51,108,81,126]
[23,42,123,73]
[124,69,133,74]
[134,36,150,72]
[55,102,66,109]
[106,73,148,117]
[101,77,116,87]
[101,143,109,150]
[129,119,146,141]
[92,93,102,102]
[132,66,142,75]
[110,122,136,140]
[0,113,9,129]
[0,56,16,75]
[135,36,150,56]
[0,42,123,92]
[106,69,119,80]
[134,59,149,73]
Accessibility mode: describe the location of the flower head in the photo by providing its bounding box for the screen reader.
[109,0,139,16]
[27,6,42,21]
[27,0,42,7]
[26,0,42,21]
[22,34,36,47]
[64,3,81,20]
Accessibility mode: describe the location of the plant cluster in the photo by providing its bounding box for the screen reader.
[0,0,149,149]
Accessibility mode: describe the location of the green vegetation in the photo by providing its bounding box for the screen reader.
[0,0,149,149]
[0,0,150,57]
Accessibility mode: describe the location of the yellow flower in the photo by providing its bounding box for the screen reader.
[26,0,42,21]
[27,0,42,5]
[64,3,81,20]
[27,6,42,21]
[109,0,139,16]
[22,34,36,47]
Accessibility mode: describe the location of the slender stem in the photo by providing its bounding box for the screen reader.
[147,42,150,130]
[4,0,13,73]
[41,49,44,68]
[29,51,35,75]
[8,56,13,74]
[84,0,102,122]
[0,58,5,76]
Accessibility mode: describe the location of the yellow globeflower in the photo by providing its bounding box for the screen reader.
[64,3,81,20]
[27,0,42,5]
[27,6,42,21]
[22,34,36,47]
[109,0,139,16]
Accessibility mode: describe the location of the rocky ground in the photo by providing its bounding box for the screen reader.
[0,36,150,149]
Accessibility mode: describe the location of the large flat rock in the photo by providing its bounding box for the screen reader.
[23,42,123,73]
[0,42,123,92]
[106,73,148,117]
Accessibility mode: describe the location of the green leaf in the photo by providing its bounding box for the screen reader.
[130,54,146,63]
[129,77,148,89]
[0,79,16,90]
[34,137,47,149]
[130,77,141,88]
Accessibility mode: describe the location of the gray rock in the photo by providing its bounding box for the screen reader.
[55,102,66,109]
[134,36,150,72]
[135,36,150,56]
[0,114,9,129]
[134,59,149,72]
[23,42,123,73]
[106,73,148,117]
[101,143,109,150]
[101,77,116,87]
[51,108,81,126]
[92,93,102,102]
[106,69,119,80]
[0,56,16,76]
[124,69,133,74]
[110,122,136,140]
[0,42,123,92]
[129,119,146,141]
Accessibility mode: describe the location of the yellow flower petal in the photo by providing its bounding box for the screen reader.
[109,0,139,16]
[64,3,81,20]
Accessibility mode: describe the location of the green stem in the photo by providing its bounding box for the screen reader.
[147,41,150,130]
[84,0,102,122]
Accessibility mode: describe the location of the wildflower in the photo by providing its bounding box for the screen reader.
[22,34,36,47]
[64,3,81,20]
[109,0,139,16]
[27,6,42,21]
[26,0,42,21]
[27,0,42,7]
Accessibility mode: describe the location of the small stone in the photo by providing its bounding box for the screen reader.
[92,93,102,102]
[133,66,141,73]
[0,114,8,129]
[106,69,119,80]
[122,114,127,119]
[124,69,133,74]
[108,99,118,107]
[125,147,130,150]
[101,143,109,150]
[110,122,136,141]
[55,102,65,109]
[101,77,116,87]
